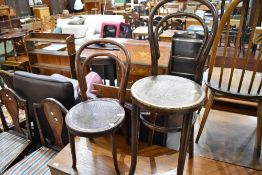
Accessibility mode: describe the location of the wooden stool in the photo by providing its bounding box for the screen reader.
[65,39,131,174]
[129,0,218,174]
[129,75,206,175]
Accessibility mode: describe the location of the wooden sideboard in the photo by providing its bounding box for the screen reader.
[80,38,171,87]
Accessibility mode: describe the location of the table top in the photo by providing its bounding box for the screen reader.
[131,75,206,112]
[66,99,125,134]
[0,28,26,40]
[80,38,171,68]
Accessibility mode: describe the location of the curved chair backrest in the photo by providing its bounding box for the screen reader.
[75,39,131,106]
[0,70,14,89]
[33,98,68,151]
[207,0,262,98]
[0,88,30,139]
[148,0,218,83]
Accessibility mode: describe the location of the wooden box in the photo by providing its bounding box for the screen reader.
[33,7,50,19]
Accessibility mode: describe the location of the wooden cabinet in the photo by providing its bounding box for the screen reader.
[33,7,50,19]
[24,33,76,78]
[5,0,30,17]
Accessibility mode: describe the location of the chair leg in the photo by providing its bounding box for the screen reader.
[188,125,194,159]
[177,112,193,175]
[195,89,215,143]
[111,132,120,175]
[147,113,157,146]
[256,100,262,157]
[69,133,76,168]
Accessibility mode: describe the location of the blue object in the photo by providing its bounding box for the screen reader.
[53,27,62,33]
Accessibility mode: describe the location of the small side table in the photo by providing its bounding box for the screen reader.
[0,28,30,71]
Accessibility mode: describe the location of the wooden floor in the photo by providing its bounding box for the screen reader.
[48,135,262,175]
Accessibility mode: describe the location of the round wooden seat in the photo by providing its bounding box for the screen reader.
[66,99,125,137]
[131,75,206,113]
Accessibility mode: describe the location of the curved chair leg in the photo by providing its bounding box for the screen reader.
[69,133,76,168]
[111,132,120,175]
[195,89,215,143]
[256,100,262,157]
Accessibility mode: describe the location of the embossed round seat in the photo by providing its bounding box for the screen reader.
[131,75,205,113]
[66,99,125,137]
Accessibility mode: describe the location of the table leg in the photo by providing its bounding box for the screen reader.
[4,40,7,59]
[69,132,76,168]
[177,112,193,175]
[129,104,139,175]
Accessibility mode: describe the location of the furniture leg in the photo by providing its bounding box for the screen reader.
[195,89,215,143]
[69,132,76,168]
[256,100,262,157]
[188,125,194,159]
[147,113,157,146]
[4,40,7,59]
[177,112,193,175]
[111,131,120,175]
[129,104,139,175]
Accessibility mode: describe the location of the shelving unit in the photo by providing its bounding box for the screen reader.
[24,33,76,78]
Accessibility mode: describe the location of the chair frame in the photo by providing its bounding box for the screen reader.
[195,0,262,157]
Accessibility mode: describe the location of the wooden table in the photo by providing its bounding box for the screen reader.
[80,38,171,87]
[132,26,149,39]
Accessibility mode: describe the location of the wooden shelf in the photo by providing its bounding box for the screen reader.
[26,38,68,44]
[28,49,68,56]
[30,63,71,71]
[25,33,76,78]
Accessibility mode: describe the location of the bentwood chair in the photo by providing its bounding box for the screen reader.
[129,0,218,174]
[4,98,68,175]
[196,0,262,157]
[0,88,31,174]
[65,39,130,174]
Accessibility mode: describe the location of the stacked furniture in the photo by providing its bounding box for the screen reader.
[24,33,76,78]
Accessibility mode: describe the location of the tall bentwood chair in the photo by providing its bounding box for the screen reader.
[195,0,262,157]
[129,0,218,174]
[65,39,130,174]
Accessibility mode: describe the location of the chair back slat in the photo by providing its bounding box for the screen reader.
[208,0,262,97]
[238,2,262,92]
[219,19,231,87]
[258,79,262,94]
[248,47,262,93]
[148,0,218,83]
[207,0,241,82]
[33,98,68,151]
[227,0,247,91]
[75,39,131,106]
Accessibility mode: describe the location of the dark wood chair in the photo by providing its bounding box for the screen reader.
[129,0,218,174]
[4,98,68,175]
[195,0,262,157]
[0,88,31,174]
[65,38,130,174]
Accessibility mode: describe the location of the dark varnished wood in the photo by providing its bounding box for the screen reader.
[66,39,131,174]
[196,0,262,157]
[129,0,218,174]
[33,98,69,151]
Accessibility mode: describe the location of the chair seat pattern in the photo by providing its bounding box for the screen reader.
[4,146,57,175]
[0,132,30,174]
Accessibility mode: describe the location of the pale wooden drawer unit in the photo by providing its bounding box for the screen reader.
[33,7,50,19]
